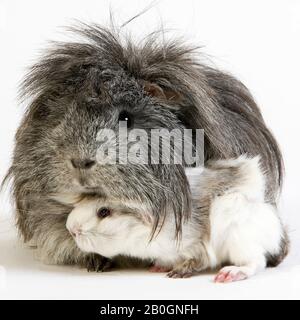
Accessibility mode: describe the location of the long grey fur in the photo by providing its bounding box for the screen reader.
[3,22,283,270]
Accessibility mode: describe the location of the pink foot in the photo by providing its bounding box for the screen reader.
[149,265,171,273]
[214,266,249,283]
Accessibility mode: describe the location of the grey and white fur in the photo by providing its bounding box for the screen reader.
[3,21,284,270]
[66,156,289,281]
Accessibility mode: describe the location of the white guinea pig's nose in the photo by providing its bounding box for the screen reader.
[68,224,82,238]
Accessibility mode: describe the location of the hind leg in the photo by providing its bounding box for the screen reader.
[213,236,267,283]
[214,259,266,283]
[211,194,282,283]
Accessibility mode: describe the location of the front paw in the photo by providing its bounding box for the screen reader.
[166,258,206,279]
[82,254,113,272]
[167,269,194,278]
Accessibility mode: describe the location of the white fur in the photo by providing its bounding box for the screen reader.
[209,192,282,277]
[66,156,284,281]
[66,201,194,267]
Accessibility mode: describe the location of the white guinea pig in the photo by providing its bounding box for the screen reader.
[66,156,288,282]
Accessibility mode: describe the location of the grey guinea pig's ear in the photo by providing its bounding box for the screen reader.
[142,81,182,102]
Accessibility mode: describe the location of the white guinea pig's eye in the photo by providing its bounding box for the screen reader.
[118,111,133,128]
[97,207,111,218]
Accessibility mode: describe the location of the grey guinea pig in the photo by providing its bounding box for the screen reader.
[66,156,289,281]
[4,21,283,271]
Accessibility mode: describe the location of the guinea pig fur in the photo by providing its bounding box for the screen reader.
[4,21,284,270]
[66,156,289,281]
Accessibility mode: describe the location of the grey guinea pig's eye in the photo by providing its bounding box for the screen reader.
[118,111,133,128]
[96,207,111,218]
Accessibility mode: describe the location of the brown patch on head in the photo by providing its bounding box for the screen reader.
[142,81,182,102]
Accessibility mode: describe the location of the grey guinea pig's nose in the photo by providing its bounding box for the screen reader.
[70,158,96,169]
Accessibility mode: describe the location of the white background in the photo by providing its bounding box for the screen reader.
[0,0,300,299]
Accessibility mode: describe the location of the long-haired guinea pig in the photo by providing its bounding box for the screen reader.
[66,156,288,282]
[5,21,283,271]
